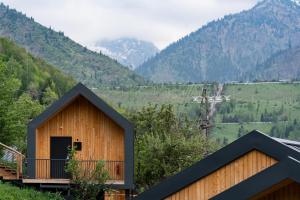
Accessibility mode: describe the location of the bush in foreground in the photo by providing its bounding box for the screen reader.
[0,182,63,200]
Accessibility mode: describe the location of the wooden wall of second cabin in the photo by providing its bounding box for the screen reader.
[252,181,300,200]
[35,96,125,179]
[165,150,277,200]
[105,190,126,200]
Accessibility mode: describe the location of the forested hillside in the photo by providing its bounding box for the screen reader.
[0,3,146,87]
[0,37,75,151]
[137,0,300,83]
[257,46,300,80]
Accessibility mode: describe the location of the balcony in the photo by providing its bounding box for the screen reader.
[23,159,124,184]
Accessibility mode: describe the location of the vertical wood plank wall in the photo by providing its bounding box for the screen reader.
[165,150,277,200]
[35,96,125,179]
[252,182,300,200]
[105,190,126,200]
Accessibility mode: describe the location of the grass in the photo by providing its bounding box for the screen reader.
[222,83,300,120]
[94,82,300,143]
[212,83,300,143]
[211,122,282,143]
[95,84,213,118]
[0,182,63,200]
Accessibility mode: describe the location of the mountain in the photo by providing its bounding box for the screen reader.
[92,38,159,70]
[258,46,300,80]
[0,37,75,99]
[0,3,146,87]
[136,0,300,83]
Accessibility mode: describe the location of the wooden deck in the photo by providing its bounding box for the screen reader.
[23,179,70,184]
[22,178,124,185]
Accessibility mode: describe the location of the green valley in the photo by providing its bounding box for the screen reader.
[212,83,300,144]
[95,82,300,144]
[95,84,213,119]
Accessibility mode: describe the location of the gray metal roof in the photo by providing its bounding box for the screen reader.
[272,137,300,152]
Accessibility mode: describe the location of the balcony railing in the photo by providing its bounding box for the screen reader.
[26,159,124,181]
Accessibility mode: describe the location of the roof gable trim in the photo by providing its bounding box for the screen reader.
[29,83,132,130]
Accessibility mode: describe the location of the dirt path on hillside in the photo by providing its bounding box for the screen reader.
[209,83,223,119]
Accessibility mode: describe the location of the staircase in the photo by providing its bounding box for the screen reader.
[0,165,19,180]
[0,142,25,181]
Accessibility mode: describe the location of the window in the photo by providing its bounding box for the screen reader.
[73,142,82,151]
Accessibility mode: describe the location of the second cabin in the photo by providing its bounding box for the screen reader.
[135,131,300,200]
[24,83,134,197]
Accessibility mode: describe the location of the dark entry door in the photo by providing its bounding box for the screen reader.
[50,137,72,178]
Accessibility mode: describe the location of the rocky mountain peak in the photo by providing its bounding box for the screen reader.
[254,0,300,9]
[92,38,159,70]
[136,0,300,83]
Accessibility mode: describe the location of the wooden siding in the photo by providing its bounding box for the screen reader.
[35,96,125,179]
[252,181,300,200]
[165,150,277,200]
[105,190,126,200]
[0,168,18,180]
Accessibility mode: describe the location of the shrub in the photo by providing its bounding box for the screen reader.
[0,182,63,200]
[65,148,111,200]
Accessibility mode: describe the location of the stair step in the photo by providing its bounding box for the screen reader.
[4,169,16,173]
[0,168,17,179]
[4,168,15,171]
[0,165,14,170]
[2,176,18,180]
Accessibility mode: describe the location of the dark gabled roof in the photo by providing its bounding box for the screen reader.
[211,157,300,200]
[28,82,133,130]
[134,130,300,200]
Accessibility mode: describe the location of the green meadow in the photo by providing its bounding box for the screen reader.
[212,83,300,143]
[95,82,300,144]
[95,84,214,119]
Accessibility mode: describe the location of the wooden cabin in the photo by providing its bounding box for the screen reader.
[23,83,134,199]
[135,130,300,200]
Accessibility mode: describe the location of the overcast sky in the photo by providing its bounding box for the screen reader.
[1,0,260,49]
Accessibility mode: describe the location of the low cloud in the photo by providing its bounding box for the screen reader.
[1,0,259,49]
